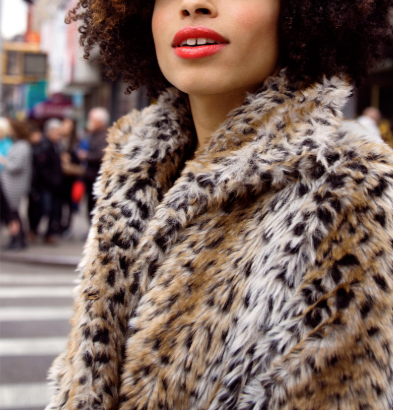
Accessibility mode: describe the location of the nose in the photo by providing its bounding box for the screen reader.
[180,0,218,18]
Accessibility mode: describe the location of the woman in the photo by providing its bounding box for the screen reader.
[47,1,393,409]
[0,120,32,249]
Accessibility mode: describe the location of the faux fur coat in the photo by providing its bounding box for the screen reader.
[47,73,393,410]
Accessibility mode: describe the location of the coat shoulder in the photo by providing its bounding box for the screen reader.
[105,88,186,154]
[324,119,393,207]
[106,107,147,151]
[95,105,157,195]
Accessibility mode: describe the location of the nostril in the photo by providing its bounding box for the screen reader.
[197,8,210,15]
[182,7,211,17]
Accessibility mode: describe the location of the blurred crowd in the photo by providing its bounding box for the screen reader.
[0,108,109,250]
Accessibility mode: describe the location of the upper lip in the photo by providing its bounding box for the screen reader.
[172,26,228,47]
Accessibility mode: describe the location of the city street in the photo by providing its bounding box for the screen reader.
[0,261,77,410]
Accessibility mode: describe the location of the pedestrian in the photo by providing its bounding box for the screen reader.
[0,120,32,250]
[27,125,43,244]
[357,107,383,142]
[59,117,83,237]
[0,183,20,245]
[34,119,63,245]
[78,108,109,219]
[47,1,393,409]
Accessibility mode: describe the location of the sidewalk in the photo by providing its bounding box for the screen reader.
[0,238,85,266]
[0,202,90,267]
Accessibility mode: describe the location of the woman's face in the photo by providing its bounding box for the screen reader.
[152,0,281,96]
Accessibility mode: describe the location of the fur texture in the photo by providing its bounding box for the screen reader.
[46,72,393,410]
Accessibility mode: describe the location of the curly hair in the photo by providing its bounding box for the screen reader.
[66,0,393,97]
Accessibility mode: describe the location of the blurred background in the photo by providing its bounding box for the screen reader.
[0,1,151,409]
[0,0,392,409]
[1,0,150,129]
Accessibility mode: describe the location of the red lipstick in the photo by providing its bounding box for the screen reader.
[172,26,228,60]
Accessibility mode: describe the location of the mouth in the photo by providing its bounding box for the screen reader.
[172,26,229,59]
[176,38,224,47]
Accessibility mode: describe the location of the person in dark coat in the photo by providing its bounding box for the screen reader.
[34,119,63,244]
[78,107,109,219]
[28,126,44,243]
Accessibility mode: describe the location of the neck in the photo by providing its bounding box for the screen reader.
[188,85,259,150]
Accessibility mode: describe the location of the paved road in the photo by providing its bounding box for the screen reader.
[0,261,77,410]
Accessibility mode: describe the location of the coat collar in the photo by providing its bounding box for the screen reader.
[112,72,353,293]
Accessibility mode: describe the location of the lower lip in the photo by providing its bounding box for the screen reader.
[173,44,227,59]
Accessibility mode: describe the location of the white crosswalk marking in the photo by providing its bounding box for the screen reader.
[0,383,52,409]
[0,286,74,298]
[0,266,76,409]
[0,306,73,321]
[0,337,68,356]
[0,273,77,285]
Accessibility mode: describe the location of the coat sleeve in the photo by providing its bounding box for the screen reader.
[45,110,143,410]
[238,185,393,409]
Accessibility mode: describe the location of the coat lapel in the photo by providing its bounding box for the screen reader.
[125,73,352,299]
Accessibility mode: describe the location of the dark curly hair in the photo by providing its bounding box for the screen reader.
[67,0,393,97]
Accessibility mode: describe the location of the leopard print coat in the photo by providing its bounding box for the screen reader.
[47,72,393,410]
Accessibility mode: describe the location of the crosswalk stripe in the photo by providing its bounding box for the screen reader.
[0,266,77,409]
[0,307,73,321]
[0,337,68,356]
[0,287,74,298]
[0,273,77,285]
[0,382,51,409]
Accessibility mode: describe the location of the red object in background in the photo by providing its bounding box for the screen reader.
[71,180,86,204]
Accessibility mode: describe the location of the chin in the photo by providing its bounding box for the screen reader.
[163,64,271,97]
[176,82,232,96]
[169,75,242,97]
[162,61,232,95]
